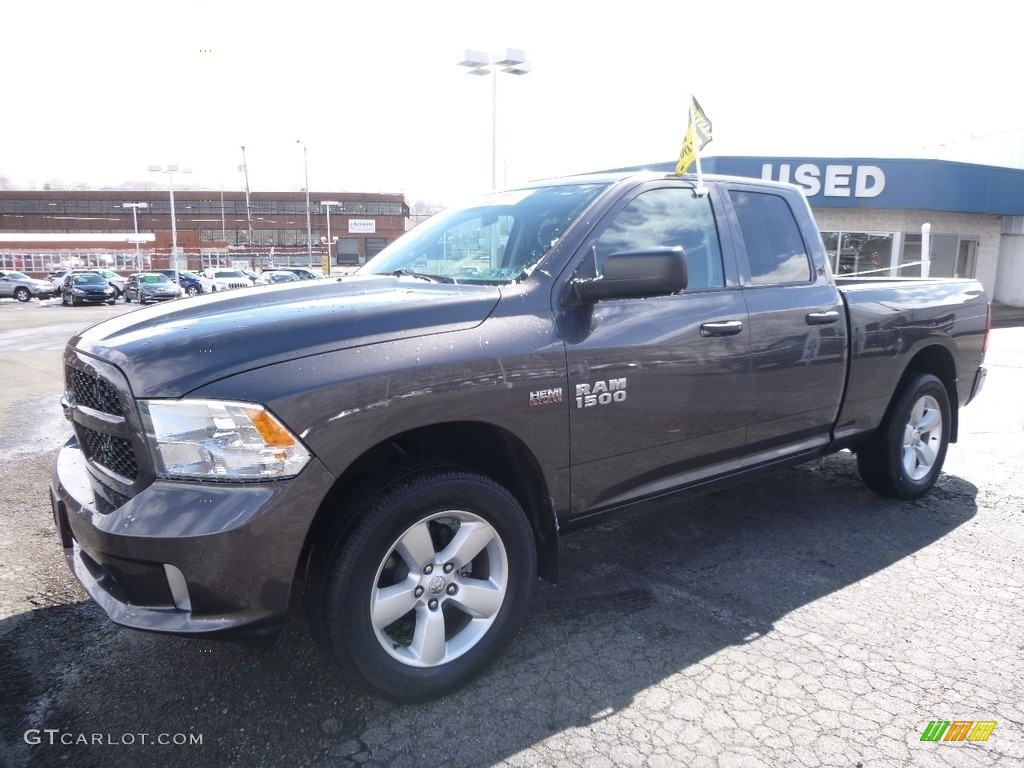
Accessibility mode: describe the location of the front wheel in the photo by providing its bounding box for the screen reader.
[857,373,951,499]
[186,285,200,297]
[310,466,536,702]
[14,287,31,302]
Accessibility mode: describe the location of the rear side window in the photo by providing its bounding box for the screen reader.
[592,187,725,290]
[729,190,812,284]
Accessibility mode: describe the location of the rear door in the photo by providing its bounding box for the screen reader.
[560,180,752,517]
[721,183,848,454]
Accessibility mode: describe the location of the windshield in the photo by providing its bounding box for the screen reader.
[7,271,30,280]
[73,274,105,285]
[360,182,607,284]
[140,274,173,283]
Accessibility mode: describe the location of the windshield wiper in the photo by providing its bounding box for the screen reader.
[391,269,456,284]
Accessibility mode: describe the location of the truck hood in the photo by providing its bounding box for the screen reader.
[70,275,501,397]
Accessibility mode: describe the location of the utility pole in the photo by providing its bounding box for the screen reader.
[239,145,255,264]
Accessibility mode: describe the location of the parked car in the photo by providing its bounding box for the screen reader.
[255,270,300,285]
[59,272,116,305]
[0,270,55,301]
[202,268,252,290]
[278,266,323,280]
[152,269,225,297]
[123,272,183,304]
[50,268,126,298]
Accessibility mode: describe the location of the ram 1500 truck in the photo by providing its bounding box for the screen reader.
[51,172,989,701]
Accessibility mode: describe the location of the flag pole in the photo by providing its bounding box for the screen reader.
[691,97,708,196]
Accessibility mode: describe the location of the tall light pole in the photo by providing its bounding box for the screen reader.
[320,200,341,277]
[238,146,254,264]
[459,48,531,189]
[122,202,148,270]
[147,164,192,287]
[298,141,312,266]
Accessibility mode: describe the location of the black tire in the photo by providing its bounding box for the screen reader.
[61,292,68,306]
[186,285,200,297]
[124,293,132,303]
[310,466,536,702]
[857,373,951,499]
[107,298,116,305]
[14,287,31,302]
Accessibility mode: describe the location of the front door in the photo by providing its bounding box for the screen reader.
[561,183,751,518]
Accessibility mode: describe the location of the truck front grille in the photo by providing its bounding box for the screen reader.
[65,358,146,497]
[69,367,124,416]
[79,426,139,482]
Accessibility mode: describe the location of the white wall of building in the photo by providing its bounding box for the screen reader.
[995,235,1024,307]
[811,208,1003,299]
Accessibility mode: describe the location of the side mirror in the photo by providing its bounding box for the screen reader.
[571,246,688,302]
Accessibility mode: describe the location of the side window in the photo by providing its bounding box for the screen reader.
[729,190,812,284]
[591,187,725,290]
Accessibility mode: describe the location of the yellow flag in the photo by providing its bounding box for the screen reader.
[674,97,713,175]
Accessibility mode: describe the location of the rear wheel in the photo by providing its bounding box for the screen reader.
[310,466,536,702]
[857,373,951,499]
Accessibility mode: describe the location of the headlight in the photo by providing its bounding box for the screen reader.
[139,399,311,480]
[72,288,85,295]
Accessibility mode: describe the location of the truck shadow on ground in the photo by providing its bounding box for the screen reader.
[1,451,978,768]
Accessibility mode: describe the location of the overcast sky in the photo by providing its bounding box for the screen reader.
[3,0,1020,205]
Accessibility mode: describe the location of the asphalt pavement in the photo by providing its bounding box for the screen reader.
[0,295,1021,767]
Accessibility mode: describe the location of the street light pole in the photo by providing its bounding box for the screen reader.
[298,141,313,266]
[459,48,531,190]
[122,202,149,270]
[148,164,192,289]
[320,200,341,277]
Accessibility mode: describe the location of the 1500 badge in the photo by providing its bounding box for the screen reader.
[576,378,627,408]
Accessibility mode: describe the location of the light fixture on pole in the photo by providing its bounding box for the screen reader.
[122,202,149,270]
[298,141,313,267]
[459,48,531,190]
[320,200,341,277]
[147,164,192,289]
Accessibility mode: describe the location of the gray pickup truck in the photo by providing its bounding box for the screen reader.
[51,172,989,701]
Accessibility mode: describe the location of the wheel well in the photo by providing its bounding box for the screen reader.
[298,421,557,584]
[901,344,959,442]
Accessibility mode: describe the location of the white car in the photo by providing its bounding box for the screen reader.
[203,268,252,290]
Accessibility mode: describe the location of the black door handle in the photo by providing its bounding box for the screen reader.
[700,320,744,337]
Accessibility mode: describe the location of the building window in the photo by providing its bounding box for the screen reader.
[822,231,894,275]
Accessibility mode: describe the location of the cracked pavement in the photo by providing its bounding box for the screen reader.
[1,300,1021,767]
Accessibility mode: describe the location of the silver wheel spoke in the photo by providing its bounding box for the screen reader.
[438,520,497,569]
[371,579,419,630]
[410,605,447,665]
[909,398,927,426]
[394,522,436,571]
[450,579,504,619]
[916,407,941,434]
[914,440,938,469]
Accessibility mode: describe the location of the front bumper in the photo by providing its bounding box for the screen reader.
[50,437,335,637]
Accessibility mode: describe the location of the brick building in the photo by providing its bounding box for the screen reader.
[0,189,410,275]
